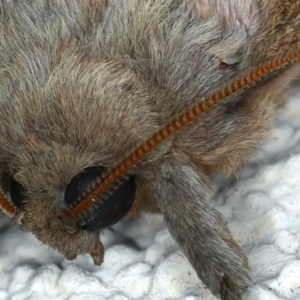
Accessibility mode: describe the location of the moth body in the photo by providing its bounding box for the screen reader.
[0,1,299,299]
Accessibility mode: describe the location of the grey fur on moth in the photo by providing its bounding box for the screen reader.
[0,1,299,299]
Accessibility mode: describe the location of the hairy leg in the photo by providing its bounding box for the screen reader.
[154,150,250,299]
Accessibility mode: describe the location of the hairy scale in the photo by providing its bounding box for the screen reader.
[0,1,299,299]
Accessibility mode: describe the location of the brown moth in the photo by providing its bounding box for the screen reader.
[0,1,299,299]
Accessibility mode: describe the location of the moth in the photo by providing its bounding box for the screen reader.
[0,1,299,299]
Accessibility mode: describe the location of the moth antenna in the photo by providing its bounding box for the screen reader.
[0,51,299,221]
[60,48,300,223]
[0,191,16,216]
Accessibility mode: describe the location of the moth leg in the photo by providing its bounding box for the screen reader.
[154,151,250,300]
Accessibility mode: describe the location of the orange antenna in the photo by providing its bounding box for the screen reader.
[61,48,300,223]
[0,50,299,221]
[0,191,16,216]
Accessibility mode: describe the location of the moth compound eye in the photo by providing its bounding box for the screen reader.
[81,175,136,231]
[65,166,106,206]
[65,166,136,231]
[10,177,26,209]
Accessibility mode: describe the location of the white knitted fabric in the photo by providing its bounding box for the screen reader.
[0,87,300,300]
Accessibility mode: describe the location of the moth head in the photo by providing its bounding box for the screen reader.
[0,164,136,265]
[8,166,136,231]
[0,48,157,264]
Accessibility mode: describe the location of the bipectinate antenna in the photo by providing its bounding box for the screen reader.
[58,48,300,229]
[0,191,16,216]
[0,49,299,228]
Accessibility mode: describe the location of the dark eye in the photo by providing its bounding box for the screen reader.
[65,166,136,231]
[10,177,26,209]
[64,166,106,206]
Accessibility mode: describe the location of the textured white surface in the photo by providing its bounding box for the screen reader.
[0,87,300,300]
